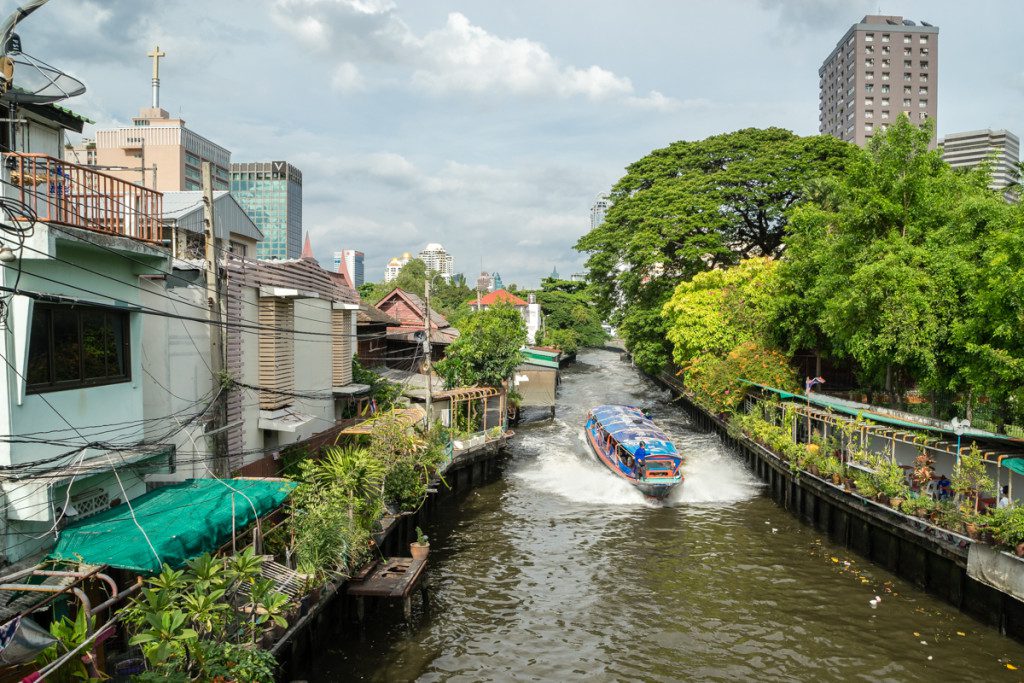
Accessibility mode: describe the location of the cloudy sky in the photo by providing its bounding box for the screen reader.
[15,0,1024,286]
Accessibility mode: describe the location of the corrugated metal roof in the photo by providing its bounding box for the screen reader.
[162,191,264,242]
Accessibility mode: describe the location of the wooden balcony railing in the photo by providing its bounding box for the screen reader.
[3,152,163,243]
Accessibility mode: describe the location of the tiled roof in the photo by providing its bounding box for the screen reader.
[467,289,528,307]
[376,288,450,328]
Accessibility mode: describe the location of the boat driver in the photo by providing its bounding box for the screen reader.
[635,441,648,477]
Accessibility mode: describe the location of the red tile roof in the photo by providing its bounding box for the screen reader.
[466,289,528,307]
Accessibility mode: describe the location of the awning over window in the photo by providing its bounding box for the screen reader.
[49,478,296,574]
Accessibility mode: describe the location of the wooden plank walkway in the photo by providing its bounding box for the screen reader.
[347,557,428,620]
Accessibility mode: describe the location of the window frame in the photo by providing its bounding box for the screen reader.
[27,303,132,394]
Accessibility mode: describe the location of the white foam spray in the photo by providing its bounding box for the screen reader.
[510,418,761,508]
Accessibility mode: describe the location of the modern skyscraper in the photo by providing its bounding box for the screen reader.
[940,129,1020,193]
[230,161,303,260]
[819,16,938,146]
[418,243,455,281]
[333,249,365,287]
[591,194,609,230]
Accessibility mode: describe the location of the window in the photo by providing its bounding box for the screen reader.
[903,98,911,107]
[904,59,912,67]
[865,110,873,119]
[920,60,929,69]
[881,84,890,93]
[920,35,929,43]
[27,304,130,393]
[919,99,928,107]
[920,112,928,120]
[903,72,912,80]
[919,87,928,95]
[882,72,889,81]
[865,45,874,54]
[865,33,874,42]
[904,47,912,56]
[920,47,929,55]
[865,84,874,93]
[864,58,874,67]
[865,71,874,80]
[882,98,889,106]
[904,85,912,94]
[882,34,890,42]
[882,45,890,54]
[903,34,911,43]
[881,59,890,67]
[919,73,928,82]
[864,97,874,106]
[865,123,874,132]
[882,110,890,119]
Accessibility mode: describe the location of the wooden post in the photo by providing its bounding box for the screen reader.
[203,162,228,476]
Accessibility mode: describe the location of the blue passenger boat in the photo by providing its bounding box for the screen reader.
[584,405,684,498]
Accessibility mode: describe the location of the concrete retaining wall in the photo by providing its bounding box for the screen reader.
[662,378,1024,642]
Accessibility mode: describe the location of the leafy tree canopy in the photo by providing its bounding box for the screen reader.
[435,303,527,388]
[663,257,779,367]
[774,115,1011,406]
[532,278,607,354]
[576,127,852,372]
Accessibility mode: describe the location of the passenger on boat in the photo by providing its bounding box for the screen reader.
[635,441,648,478]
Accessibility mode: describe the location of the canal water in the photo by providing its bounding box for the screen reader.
[312,349,1024,681]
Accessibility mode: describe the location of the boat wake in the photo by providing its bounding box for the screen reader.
[510,418,760,508]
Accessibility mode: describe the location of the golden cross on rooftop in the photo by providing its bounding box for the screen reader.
[147,46,166,80]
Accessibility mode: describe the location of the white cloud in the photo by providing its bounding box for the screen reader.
[411,12,633,101]
[272,2,677,107]
[330,62,364,92]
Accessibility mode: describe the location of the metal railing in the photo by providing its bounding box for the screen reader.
[3,152,163,243]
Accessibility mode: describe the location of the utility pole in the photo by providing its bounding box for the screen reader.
[203,162,227,476]
[424,277,433,421]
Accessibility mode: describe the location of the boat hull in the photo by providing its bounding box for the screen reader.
[584,418,682,499]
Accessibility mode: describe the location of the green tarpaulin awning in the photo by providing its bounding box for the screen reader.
[1002,458,1024,476]
[49,479,296,574]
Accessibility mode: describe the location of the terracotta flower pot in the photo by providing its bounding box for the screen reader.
[831,473,842,485]
[808,464,821,477]
[1015,542,1024,558]
[890,497,904,510]
[965,522,979,540]
[876,493,890,506]
[411,542,430,561]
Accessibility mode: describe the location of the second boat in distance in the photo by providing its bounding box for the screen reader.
[584,405,684,499]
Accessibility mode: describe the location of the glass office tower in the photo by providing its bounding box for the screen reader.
[230,161,303,260]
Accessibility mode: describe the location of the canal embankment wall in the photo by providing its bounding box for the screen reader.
[649,369,1024,643]
[272,435,511,681]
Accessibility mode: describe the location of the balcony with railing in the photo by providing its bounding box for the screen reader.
[3,153,163,243]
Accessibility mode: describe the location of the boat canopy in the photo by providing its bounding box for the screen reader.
[589,405,679,459]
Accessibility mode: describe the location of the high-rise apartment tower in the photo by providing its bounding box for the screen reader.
[940,129,1020,193]
[819,16,938,146]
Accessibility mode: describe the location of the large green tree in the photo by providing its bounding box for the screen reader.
[576,127,851,373]
[534,278,607,354]
[775,115,1012,411]
[435,303,527,388]
[662,257,779,366]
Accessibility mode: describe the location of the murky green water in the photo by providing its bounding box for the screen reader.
[311,349,1024,682]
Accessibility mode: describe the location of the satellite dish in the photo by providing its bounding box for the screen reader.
[0,0,86,104]
[1,41,86,103]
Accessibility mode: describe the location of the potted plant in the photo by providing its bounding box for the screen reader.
[411,526,430,560]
